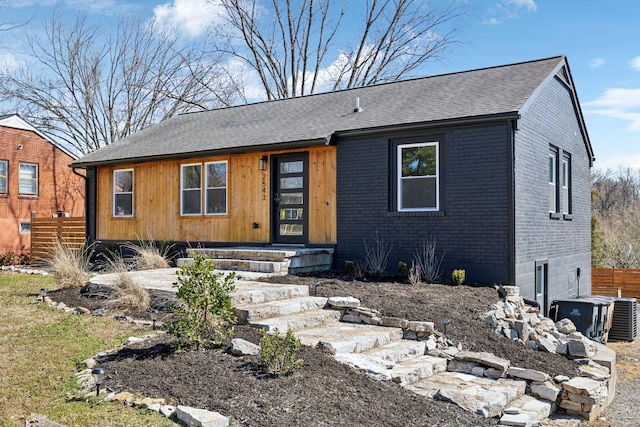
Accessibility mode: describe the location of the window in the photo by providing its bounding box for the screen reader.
[205,161,227,215]
[0,160,7,194]
[113,169,133,217]
[397,142,439,211]
[181,164,202,215]
[561,153,571,215]
[548,148,557,213]
[19,163,38,196]
[19,222,31,234]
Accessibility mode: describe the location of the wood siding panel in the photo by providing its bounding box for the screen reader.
[30,217,86,263]
[96,147,336,244]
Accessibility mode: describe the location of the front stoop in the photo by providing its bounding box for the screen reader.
[182,246,334,275]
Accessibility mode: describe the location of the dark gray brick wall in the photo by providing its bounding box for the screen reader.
[514,76,592,308]
[335,123,512,285]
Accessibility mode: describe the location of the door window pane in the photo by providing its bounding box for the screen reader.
[280,224,303,236]
[280,177,303,189]
[280,161,304,174]
[280,208,303,220]
[279,192,304,205]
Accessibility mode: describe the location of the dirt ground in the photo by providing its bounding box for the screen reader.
[50,272,583,426]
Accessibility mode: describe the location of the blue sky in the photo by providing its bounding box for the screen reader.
[1,0,639,171]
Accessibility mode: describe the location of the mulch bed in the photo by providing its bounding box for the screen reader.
[50,272,581,426]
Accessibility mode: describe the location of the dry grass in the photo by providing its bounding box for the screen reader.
[48,240,92,289]
[0,272,168,426]
[125,237,172,270]
[102,257,151,311]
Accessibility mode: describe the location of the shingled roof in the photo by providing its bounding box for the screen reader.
[72,56,587,167]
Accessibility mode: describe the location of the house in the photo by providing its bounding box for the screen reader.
[71,56,594,313]
[0,114,85,253]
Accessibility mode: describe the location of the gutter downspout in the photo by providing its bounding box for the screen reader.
[508,119,518,286]
[72,167,91,243]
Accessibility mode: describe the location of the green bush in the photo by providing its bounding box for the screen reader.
[344,260,355,275]
[451,269,465,286]
[259,328,303,376]
[397,261,408,276]
[166,254,236,351]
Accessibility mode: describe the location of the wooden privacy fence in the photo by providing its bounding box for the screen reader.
[591,268,640,299]
[30,217,86,263]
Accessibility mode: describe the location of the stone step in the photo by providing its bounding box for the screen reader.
[251,309,342,332]
[406,372,527,418]
[390,355,448,386]
[231,282,310,307]
[294,324,404,354]
[177,257,289,274]
[234,296,328,324]
[499,395,556,426]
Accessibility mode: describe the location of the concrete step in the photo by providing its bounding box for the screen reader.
[251,309,342,332]
[234,296,328,324]
[294,323,404,354]
[231,282,309,307]
[406,372,527,418]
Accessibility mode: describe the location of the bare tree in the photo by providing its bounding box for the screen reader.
[211,0,467,100]
[0,14,236,155]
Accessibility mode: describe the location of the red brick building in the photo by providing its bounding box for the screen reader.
[0,114,84,253]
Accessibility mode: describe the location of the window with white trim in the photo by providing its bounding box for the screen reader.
[19,163,38,196]
[548,148,557,213]
[113,169,134,217]
[397,142,439,211]
[181,163,202,215]
[0,160,7,194]
[205,161,227,215]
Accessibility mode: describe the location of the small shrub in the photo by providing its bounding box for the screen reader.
[363,232,392,276]
[408,261,421,286]
[412,238,444,283]
[0,248,30,266]
[166,254,236,351]
[397,261,408,277]
[344,260,355,275]
[259,328,303,376]
[48,240,93,288]
[451,269,465,286]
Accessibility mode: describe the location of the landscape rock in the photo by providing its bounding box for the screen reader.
[327,296,360,308]
[530,381,561,402]
[25,414,67,427]
[454,351,510,372]
[175,405,229,427]
[406,321,435,334]
[506,367,550,382]
[555,318,577,334]
[567,339,596,358]
[230,338,260,356]
[160,405,177,418]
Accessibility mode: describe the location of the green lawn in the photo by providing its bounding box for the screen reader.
[0,273,172,427]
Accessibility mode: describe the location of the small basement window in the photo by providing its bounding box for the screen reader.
[20,222,31,234]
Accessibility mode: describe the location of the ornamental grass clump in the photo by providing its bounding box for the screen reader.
[259,328,303,376]
[124,236,174,270]
[103,256,150,310]
[166,254,236,351]
[48,240,93,288]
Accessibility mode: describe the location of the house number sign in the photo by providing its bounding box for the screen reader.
[262,173,267,201]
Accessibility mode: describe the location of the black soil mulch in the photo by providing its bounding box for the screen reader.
[50,272,580,427]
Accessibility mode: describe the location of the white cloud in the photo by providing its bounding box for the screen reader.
[630,56,640,72]
[589,58,606,69]
[595,152,640,171]
[0,52,25,72]
[506,0,537,12]
[153,0,223,38]
[585,88,640,131]
[483,0,538,25]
